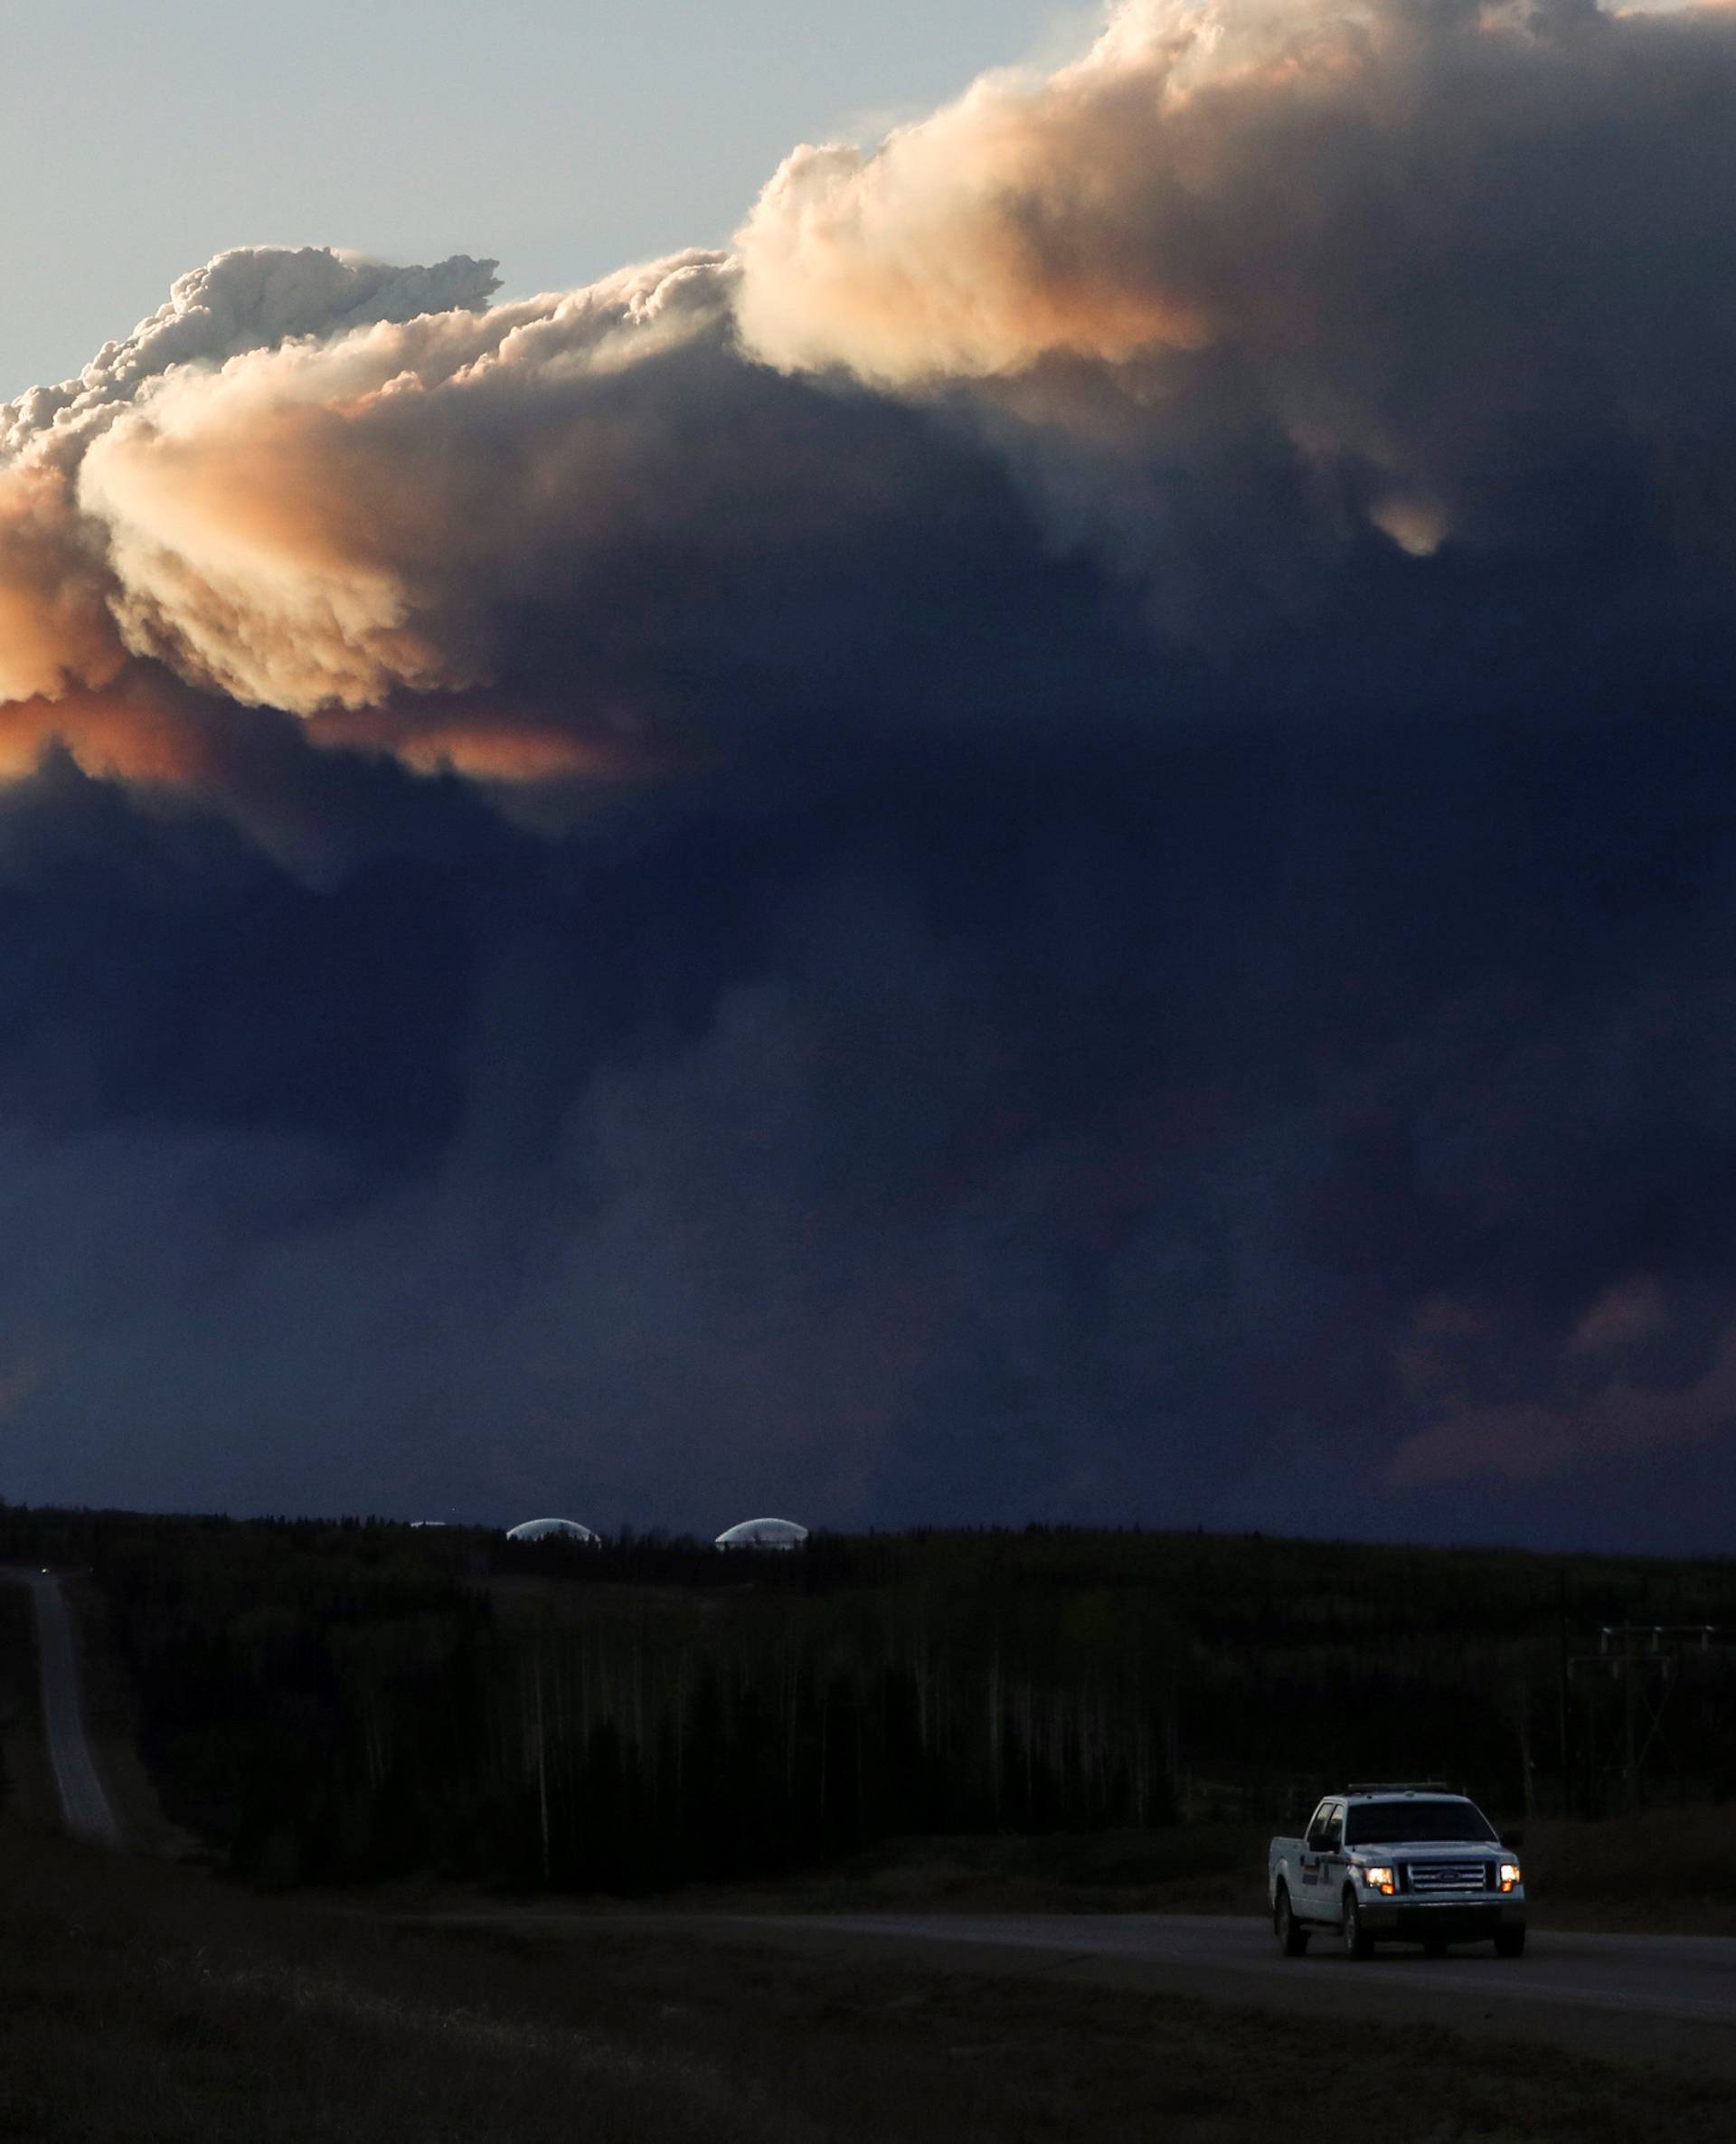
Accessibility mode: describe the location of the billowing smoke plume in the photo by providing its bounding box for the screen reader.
[0,247,501,456]
[8,2,1736,737]
[0,248,500,707]
[739,0,1736,615]
[2,1,1736,1539]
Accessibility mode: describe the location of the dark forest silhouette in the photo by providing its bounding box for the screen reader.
[4,1507,1734,1891]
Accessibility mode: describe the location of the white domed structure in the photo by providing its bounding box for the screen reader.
[505,1516,600,1545]
[714,1516,809,1552]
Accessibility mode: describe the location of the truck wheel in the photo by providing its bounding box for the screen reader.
[1274,1884,1309,1956]
[1494,1925,1526,1959]
[1341,1890,1375,1960]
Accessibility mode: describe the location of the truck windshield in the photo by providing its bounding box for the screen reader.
[1344,1799,1495,1846]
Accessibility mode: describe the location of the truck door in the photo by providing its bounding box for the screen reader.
[1300,1798,1344,1918]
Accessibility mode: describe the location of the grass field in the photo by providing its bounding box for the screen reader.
[2,1819,1732,2144]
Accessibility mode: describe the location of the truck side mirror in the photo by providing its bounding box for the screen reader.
[1501,1828,1524,1850]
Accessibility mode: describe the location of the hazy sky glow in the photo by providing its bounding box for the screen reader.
[3,0,1736,1547]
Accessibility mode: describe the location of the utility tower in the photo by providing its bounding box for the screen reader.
[1566,1625,1736,1812]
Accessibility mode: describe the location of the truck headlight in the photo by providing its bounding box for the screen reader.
[1498,1861,1522,1892]
[1361,1865,1397,1895]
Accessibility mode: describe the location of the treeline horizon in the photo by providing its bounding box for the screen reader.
[4,1506,1734,1893]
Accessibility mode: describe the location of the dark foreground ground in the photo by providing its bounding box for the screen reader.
[5,1821,1733,2144]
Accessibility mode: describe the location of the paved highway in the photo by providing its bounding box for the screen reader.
[18,1570,121,1846]
[400,1897,1736,2076]
[719,1909,1736,2075]
[754,1907,1736,2021]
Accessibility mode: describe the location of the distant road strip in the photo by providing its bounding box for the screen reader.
[17,1571,121,1846]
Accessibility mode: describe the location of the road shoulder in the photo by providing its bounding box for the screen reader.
[0,1575,56,1827]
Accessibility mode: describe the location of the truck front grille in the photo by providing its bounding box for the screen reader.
[1403,1860,1493,1892]
[1393,1904,1501,1941]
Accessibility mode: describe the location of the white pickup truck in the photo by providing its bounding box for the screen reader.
[1269,1783,1526,1959]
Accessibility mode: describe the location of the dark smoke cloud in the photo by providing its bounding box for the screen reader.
[1,2,1735,1542]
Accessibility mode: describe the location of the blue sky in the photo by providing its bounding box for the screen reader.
[3,0,1076,392]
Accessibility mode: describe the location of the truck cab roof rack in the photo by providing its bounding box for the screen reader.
[1344,1780,1458,1795]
